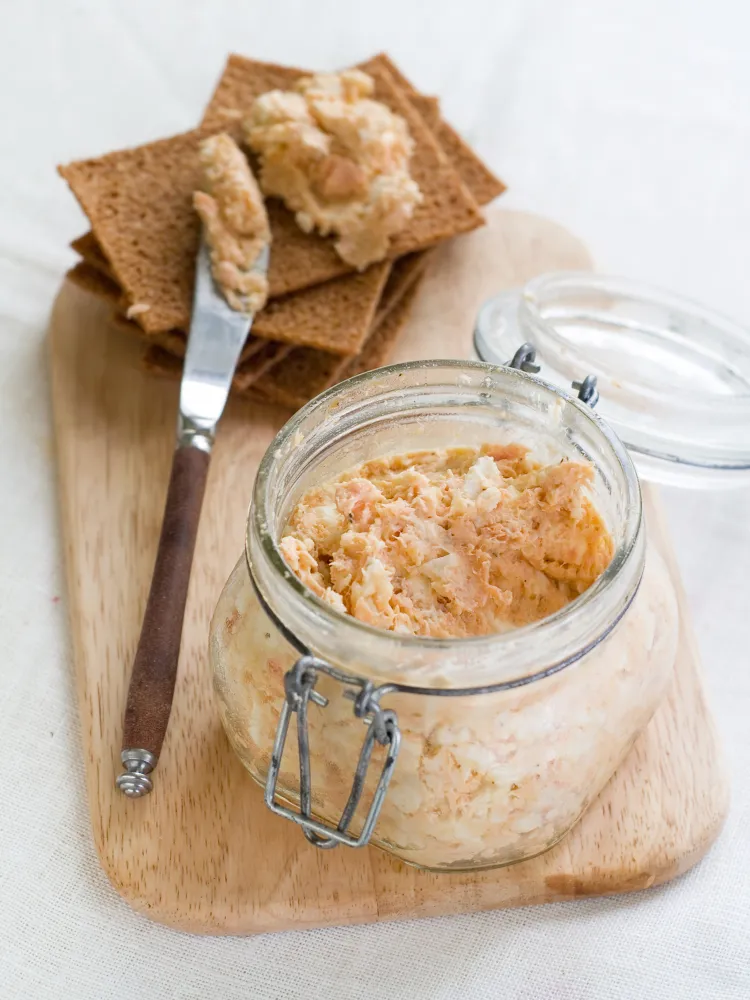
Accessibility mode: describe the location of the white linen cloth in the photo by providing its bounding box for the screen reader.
[1,1,748,997]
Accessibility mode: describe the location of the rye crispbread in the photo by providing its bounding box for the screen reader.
[70,232,114,277]
[364,54,506,206]
[371,253,430,329]
[339,279,422,377]
[250,263,389,354]
[65,51,503,413]
[245,260,425,409]
[66,261,284,364]
[142,254,426,409]
[59,58,481,341]
[72,244,427,373]
[248,276,424,409]
[66,260,122,304]
[59,126,394,348]
[112,313,277,365]
[410,95,441,129]
[64,54,500,360]
[431,118,506,206]
[202,56,484,262]
[142,337,293,392]
[70,229,389,358]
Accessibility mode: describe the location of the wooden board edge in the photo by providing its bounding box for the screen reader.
[48,294,111,869]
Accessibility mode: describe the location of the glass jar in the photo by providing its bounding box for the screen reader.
[211,358,679,872]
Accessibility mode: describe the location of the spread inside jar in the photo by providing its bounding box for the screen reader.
[193,133,271,312]
[244,70,422,270]
[280,445,614,638]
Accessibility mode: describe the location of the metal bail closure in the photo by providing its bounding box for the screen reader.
[571,374,600,408]
[507,340,599,409]
[508,342,541,374]
[264,655,401,849]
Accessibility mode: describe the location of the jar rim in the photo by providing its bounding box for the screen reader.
[248,359,643,688]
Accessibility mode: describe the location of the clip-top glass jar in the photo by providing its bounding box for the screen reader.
[211,357,679,872]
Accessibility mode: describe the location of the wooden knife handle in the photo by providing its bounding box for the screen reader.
[118,445,210,793]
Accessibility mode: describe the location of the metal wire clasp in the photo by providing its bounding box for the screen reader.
[264,655,401,849]
[507,341,599,408]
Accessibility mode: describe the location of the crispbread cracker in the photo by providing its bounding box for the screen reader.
[340,279,422,376]
[59,58,481,339]
[252,262,389,354]
[67,263,184,356]
[233,341,294,390]
[68,263,186,357]
[62,54,499,358]
[249,256,427,409]
[431,119,506,205]
[250,278,423,409]
[143,338,292,392]
[66,260,123,304]
[242,344,350,409]
[363,54,506,206]
[71,232,115,278]
[71,228,389,357]
[70,241,389,367]
[140,252,426,410]
[115,318,283,366]
[366,52,419,94]
[67,261,273,364]
[60,127,218,334]
[64,50,504,401]
[60,126,393,348]
[372,253,430,328]
[111,315,188,358]
[410,94,441,129]
[113,317,188,358]
[201,54,484,256]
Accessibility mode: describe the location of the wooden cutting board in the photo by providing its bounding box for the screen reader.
[49,209,729,935]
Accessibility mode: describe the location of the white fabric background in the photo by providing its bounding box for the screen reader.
[1,1,749,997]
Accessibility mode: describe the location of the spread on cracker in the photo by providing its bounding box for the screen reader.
[193,133,271,313]
[244,70,422,270]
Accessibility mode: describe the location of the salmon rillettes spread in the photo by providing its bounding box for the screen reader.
[244,70,422,270]
[280,444,615,637]
[193,133,271,313]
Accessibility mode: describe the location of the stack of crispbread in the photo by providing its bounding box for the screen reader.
[59,52,504,410]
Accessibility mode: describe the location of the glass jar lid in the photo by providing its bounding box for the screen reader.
[474,272,750,488]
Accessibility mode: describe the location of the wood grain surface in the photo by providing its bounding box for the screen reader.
[49,208,729,935]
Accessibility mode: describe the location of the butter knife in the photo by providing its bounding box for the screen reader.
[116,235,270,797]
